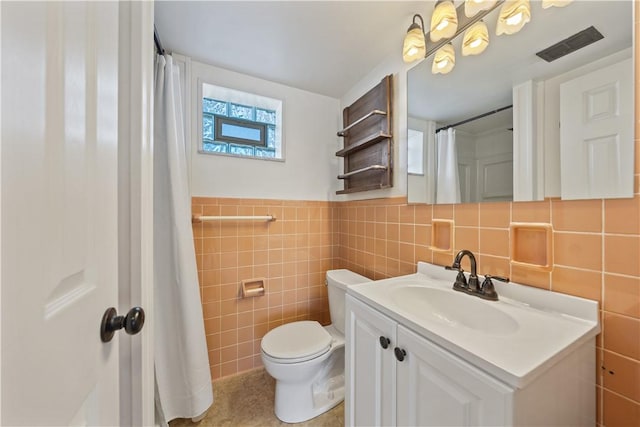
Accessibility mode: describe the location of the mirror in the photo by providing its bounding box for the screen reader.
[407,0,633,204]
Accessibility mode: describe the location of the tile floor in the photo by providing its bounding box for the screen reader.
[169,368,345,427]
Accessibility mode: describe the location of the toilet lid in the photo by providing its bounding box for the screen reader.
[261,321,332,361]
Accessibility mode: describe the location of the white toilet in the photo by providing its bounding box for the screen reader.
[260,269,371,423]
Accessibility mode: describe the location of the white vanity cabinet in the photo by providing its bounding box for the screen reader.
[346,285,597,427]
[345,293,397,426]
[346,295,512,427]
[396,325,512,426]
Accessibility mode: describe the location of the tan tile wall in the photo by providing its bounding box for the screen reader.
[191,198,336,380]
[335,192,640,425]
[194,193,639,425]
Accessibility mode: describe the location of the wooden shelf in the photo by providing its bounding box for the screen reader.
[336,183,392,195]
[336,75,393,194]
[335,131,392,157]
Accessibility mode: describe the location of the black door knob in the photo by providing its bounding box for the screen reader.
[100,306,145,342]
[394,347,407,362]
[379,336,391,349]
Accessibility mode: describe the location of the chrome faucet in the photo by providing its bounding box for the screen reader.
[445,250,509,301]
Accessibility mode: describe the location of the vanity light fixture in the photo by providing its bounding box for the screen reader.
[402,0,570,73]
[541,0,573,9]
[465,0,498,18]
[403,14,427,63]
[432,43,456,74]
[430,0,458,42]
[462,20,490,56]
[496,0,531,35]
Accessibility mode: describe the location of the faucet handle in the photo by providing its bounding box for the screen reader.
[479,276,499,301]
[485,274,510,283]
[452,270,468,292]
[444,265,459,271]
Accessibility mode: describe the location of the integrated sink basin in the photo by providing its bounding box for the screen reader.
[346,261,600,388]
[389,283,519,335]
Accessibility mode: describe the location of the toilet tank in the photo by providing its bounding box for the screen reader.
[326,269,371,334]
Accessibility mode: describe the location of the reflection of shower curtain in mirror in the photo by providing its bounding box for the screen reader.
[435,128,461,204]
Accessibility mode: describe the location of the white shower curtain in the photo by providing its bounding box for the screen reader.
[435,128,461,204]
[154,54,213,423]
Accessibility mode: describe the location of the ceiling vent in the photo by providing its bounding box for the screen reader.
[536,26,604,62]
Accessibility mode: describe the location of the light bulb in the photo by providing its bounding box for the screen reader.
[432,43,455,74]
[430,1,458,42]
[436,19,450,31]
[465,0,497,18]
[542,0,573,9]
[462,20,489,56]
[506,11,523,26]
[402,17,426,63]
[437,59,449,69]
[496,0,531,36]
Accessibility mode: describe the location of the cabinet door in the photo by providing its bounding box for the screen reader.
[396,326,513,426]
[346,296,397,427]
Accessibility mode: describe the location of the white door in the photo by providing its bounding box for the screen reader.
[345,296,397,427]
[477,153,514,202]
[457,158,474,203]
[396,326,513,427]
[560,57,633,200]
[2,2,126,424]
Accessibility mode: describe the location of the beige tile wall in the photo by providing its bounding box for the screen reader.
[334,191,640,426]
[194,192,639,424]
[191,198,336,380]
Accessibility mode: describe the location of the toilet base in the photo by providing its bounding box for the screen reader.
[274,372,345,423]
[262,324,346,423]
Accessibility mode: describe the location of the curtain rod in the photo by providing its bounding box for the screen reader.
[154,25,165,55]
[436,105,513,133]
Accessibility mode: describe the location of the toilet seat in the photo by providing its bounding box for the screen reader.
[261,321,333,364]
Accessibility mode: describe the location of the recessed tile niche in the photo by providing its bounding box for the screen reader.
[431,220,454,253]
[510,223,553,271]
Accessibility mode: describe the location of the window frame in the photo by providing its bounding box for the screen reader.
[213,115,267,147]
[197,79,285,162]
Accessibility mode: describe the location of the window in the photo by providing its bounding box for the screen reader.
[407,128,424,175]
[200,83,283,160]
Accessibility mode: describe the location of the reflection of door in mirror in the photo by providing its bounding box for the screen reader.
[559,57,633,200]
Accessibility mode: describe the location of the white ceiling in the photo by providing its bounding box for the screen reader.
[154,1,430,99]
[155,1,633,110]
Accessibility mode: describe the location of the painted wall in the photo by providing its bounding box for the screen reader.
[185,58,341,201]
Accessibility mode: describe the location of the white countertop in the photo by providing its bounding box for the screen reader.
[347,262,600,389]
